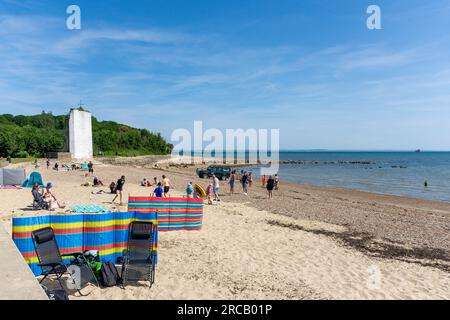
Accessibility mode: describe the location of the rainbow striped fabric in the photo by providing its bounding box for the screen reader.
[128,197,204,231]
[12,211,158,276]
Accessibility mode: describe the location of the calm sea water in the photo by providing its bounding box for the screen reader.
[249,151,450,203]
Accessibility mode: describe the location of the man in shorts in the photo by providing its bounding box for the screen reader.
[162,175,171,197]
[112,175,125,205]
[212,174,220,202]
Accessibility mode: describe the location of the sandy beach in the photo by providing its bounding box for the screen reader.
[1,159,449,300]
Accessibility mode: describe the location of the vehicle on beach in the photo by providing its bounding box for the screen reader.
[196,165,232,180]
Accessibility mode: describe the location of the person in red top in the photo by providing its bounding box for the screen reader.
[262,174,266,187]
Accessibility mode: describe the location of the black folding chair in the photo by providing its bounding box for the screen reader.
[32,190,48,210]
[121,221,156,288]
[31,227,99,296]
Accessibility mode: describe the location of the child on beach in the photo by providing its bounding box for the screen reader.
[186,182,194,198]
[262,174,266,188]
[109,181,116,194]
[205,183,213,205]
[152,182,164,198]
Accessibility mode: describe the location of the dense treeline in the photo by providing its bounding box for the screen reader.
[0,110,171,158]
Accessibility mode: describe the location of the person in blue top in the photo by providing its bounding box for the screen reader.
[186,182,194,198]
[152,182,164,198]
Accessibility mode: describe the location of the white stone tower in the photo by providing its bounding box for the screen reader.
[67,109,93,160]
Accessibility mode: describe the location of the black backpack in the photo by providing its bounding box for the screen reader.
[100,261,121,287]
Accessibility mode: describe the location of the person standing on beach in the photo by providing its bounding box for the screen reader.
[262,174,266,188]
[46,159,50,169]
[162,175,171,197]
[186,182,194,198]
[212,174,220,202]
[88,161,94,176]
[248,172,253,188]
[229,171,235,195]
[267,176,275,199]
[241,172,249,195]
[274,174,280,190]
[206,183,213,205]
[112,175,125,205]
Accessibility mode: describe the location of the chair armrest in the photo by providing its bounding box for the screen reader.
[61,252,84,258]
[37,262,65,268]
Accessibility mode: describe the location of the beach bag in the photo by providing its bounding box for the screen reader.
[100,261,121,287]
[41,285,69,300]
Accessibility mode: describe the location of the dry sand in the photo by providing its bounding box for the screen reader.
[1,160,449,300]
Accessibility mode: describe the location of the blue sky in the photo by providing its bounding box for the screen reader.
[0,0,450,150]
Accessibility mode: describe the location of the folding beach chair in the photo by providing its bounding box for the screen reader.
[121,221,156,288]
[32,190,48,210]
[31,227,99,296]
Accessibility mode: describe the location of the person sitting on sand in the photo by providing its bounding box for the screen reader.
[152,182,164,198]
[112,175,126,205]
[141,178,148,187]
[93,177,104,187]
[53,163,59,171]
[186,182,193,198]
[109,182,116,194]
[266,176,275,199]
[42,183,65,210]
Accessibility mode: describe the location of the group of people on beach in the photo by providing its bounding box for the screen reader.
[46,159,95,176]
[262,174,280,199]
[140,175,172,198]
[201,170,281,205]
[31,183,66,211]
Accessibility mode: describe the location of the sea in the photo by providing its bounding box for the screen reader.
[242,151,450,203]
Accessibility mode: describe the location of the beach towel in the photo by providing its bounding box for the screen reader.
[0,186,23,190]
[128,197,204,231]
[71,205,109,213]
[12,211,158,276]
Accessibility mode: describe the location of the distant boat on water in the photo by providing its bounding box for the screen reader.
[415,149,421,153]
